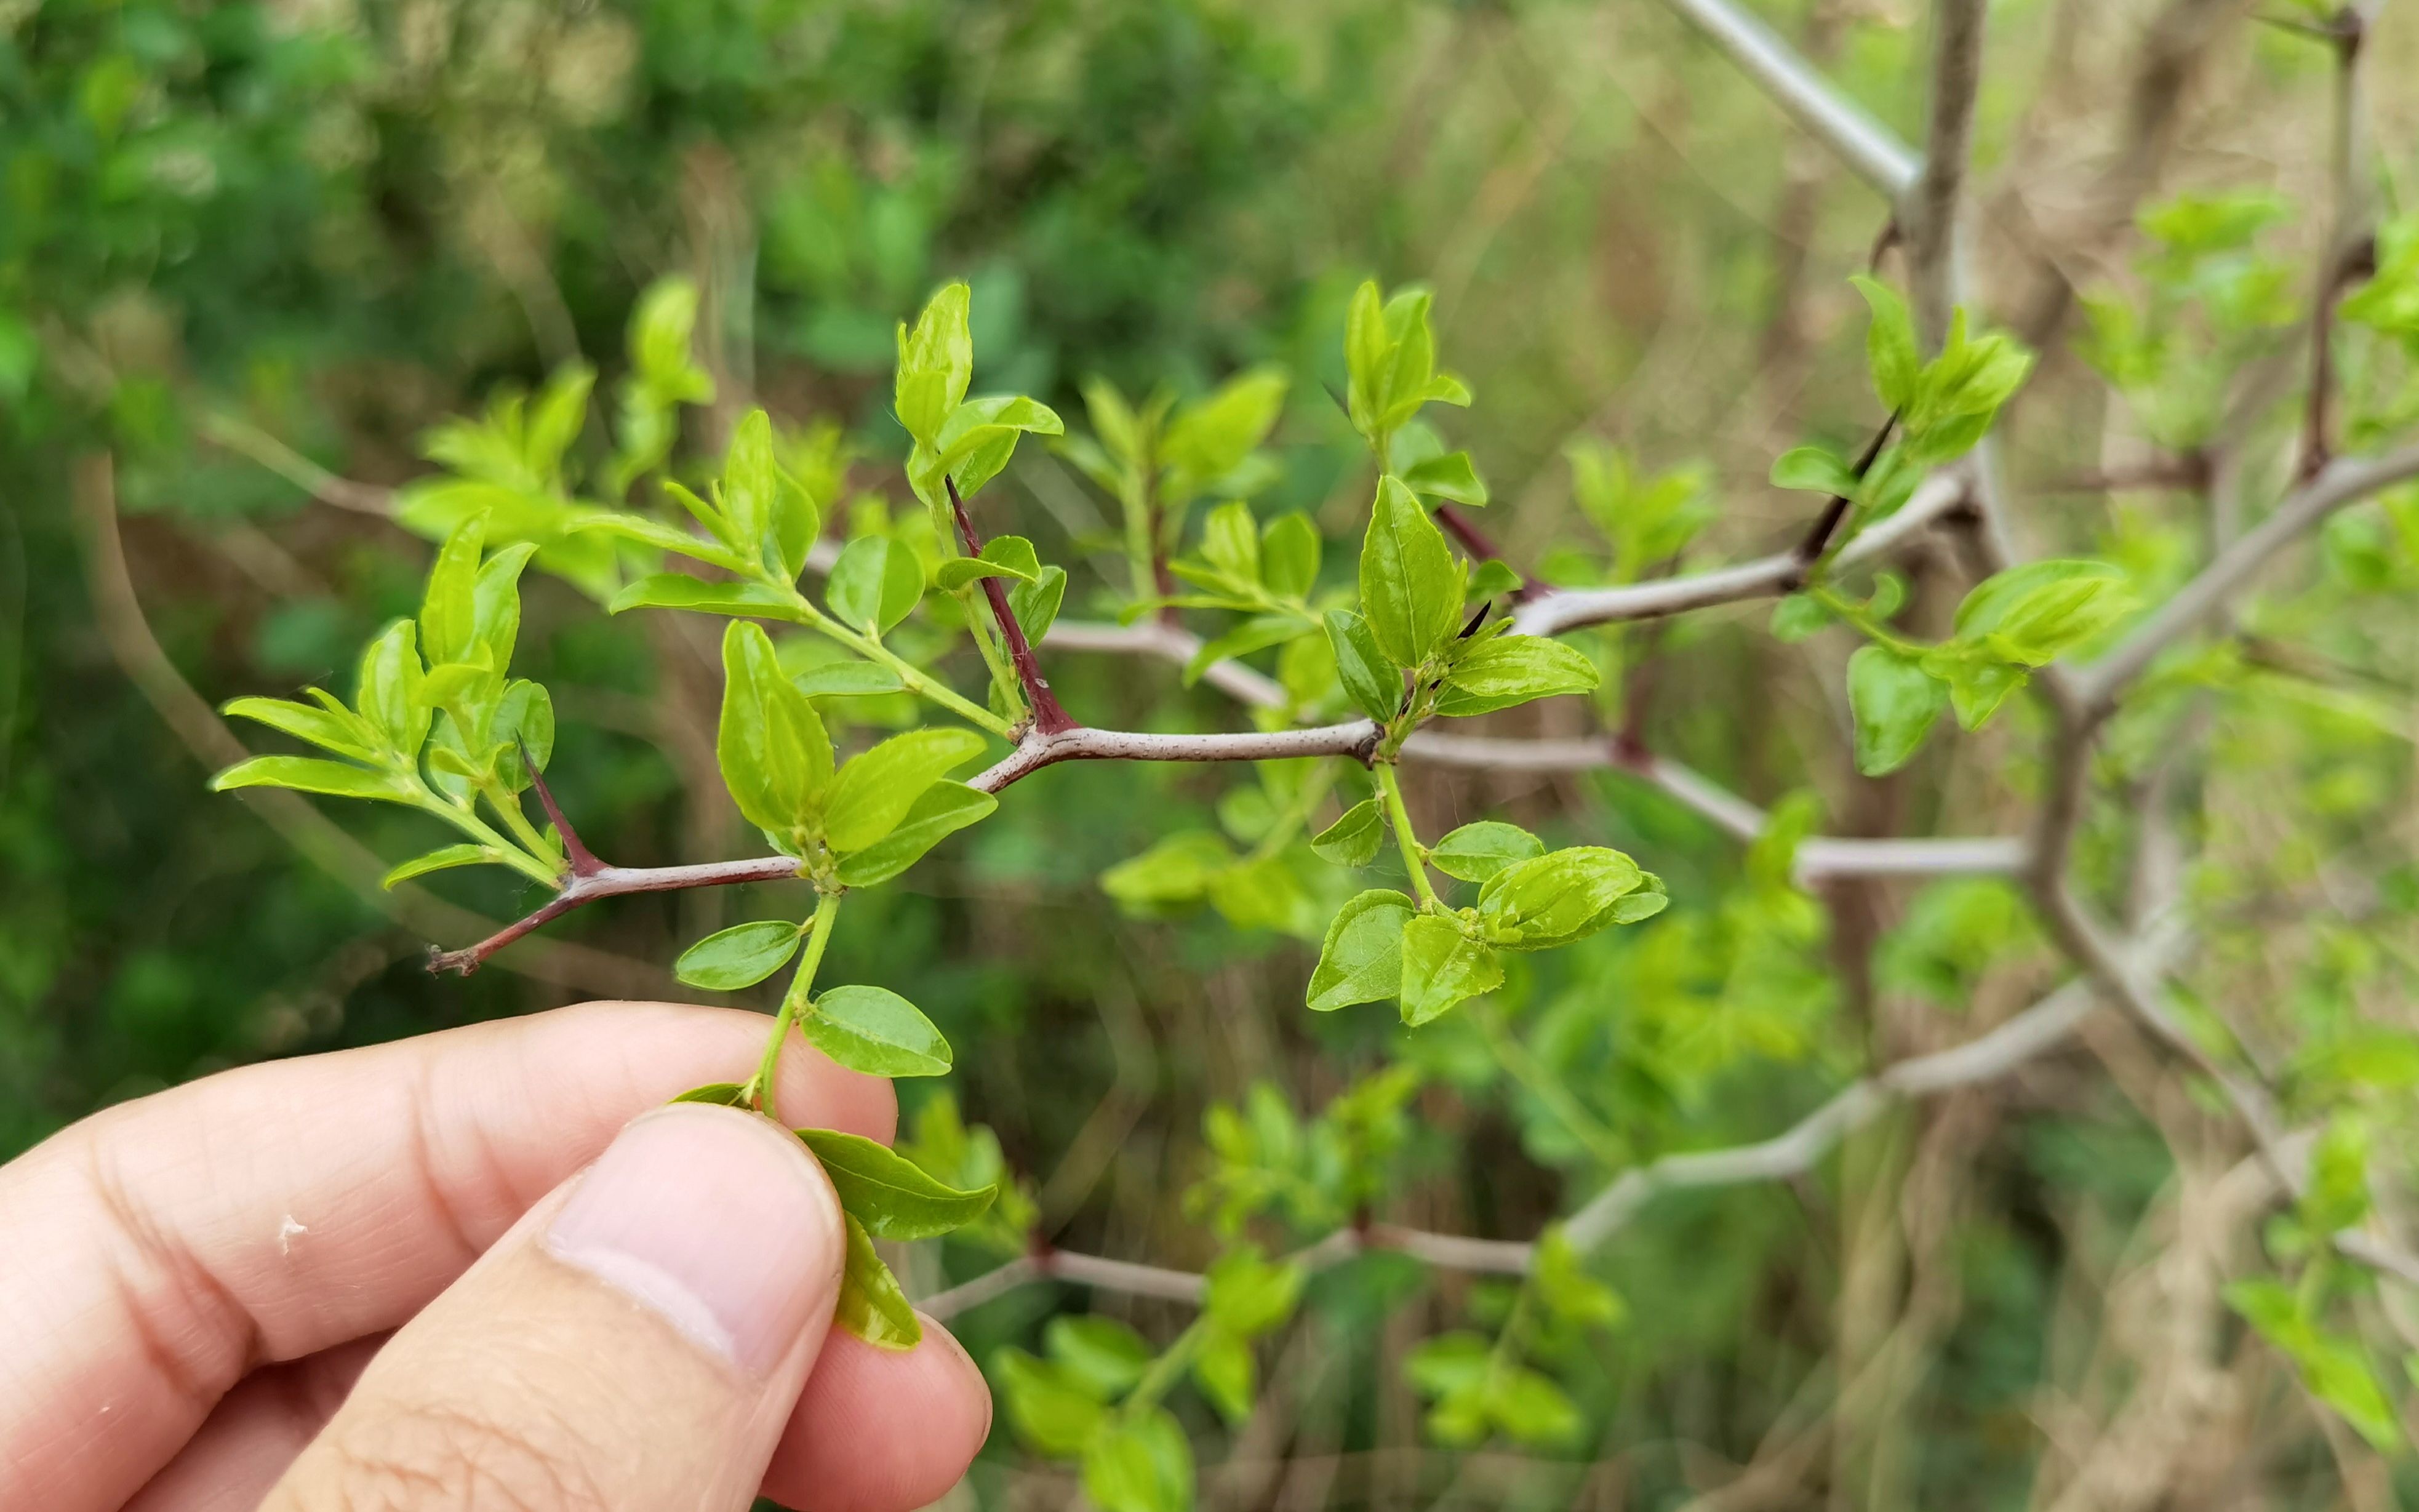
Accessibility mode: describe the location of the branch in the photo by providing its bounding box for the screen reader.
[2074,444,2419,719]
[2300,5,2377,479]
[969,721,1383,794]
[1510,471,1968,637]
[946,476,1076,735]
[199,414,397,518]
[425,854,806,975]
[1564,922,2188,1249]
[1650,0,1921,199]
[1907,0,1988,343]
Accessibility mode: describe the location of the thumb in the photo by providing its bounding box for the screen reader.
[264,1103,847,1512]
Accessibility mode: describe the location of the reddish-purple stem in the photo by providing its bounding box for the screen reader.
[1436,506,1541,602]
[428,853,806,975]
[945,476,1077,735]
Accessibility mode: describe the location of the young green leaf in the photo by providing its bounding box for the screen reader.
[1102,831,1235,913]
[1309,798,1385,866]
[1045,1315,1154,1399]
[895,282,972,449]
[1434,635,1599,717]
[833,780,998,887]
[1358,476,1462,669]
[717,621,834,844]
[1477,847,1649,950]
[1534,1228,1626,1329]
[1400,449,1487,505]
[1082,1407,1194,1512]
[719,409,780,567]
[1322,609,1402,722]
[1397,914,1503,1025]
[355,620,430,758]
[836,1212,922,1351]
[1198,500,1260,587]
[223,695,383,764]
[1162,366,1288,494]
[996,1350,1110,1456]
[825,727,989,854]
[1427,821,1545,884]
[1769,445,1860,497]
[794,1127,996,1239]
[801,984,953,1078]
[674,919,804,991]
[380,844,500,889]
[668,1082,750,1106]
[1010,564,1068,644]
[794,661,907,698]
[417,514,486,668]
[1259,513,1321,599]
[1306,889,1417,1011]
[935,534,1042,591]
[1192,1329,1255,1423]
[826,536,926,636]
[1846,645,1948,776]
[1204,1245,1305,1337]
[1850,274,1920,412]
[609,575,796,618]
[210,756,419,804]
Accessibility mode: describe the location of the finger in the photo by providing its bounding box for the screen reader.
[762,1316,993,1512]
[125,1308,994,1512]
[0,1001,890,1512]
[121,1337,385,1512]
[265,1103,845,1512]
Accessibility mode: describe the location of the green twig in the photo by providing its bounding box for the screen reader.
[746,891,841,1111]
[1376,763,1441,908]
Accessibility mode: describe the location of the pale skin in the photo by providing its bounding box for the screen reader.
[0,1000,996,1511]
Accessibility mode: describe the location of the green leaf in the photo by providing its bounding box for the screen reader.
[1770,445,1860,497]
[1310,798,1385,867]
[1400,449,1488,505]
[935,534,1042,591]
[568,504,744,569]
[802,984,953,1078]
[1199,500,1261,586]
[794,661,906,698]
[836,1212,922,1351]
[825,728,989,854]
[1306,889,1417,1011]
[380,844,500,888]
[1397,914,1503,1025]
[1184,614,1308,687]
[222,695,382,763]
[1477,846,1648,950]
[1102,831,1235,913]
[355,619,429,757]
[668,1082,749,1106]
[1163,366,1288,492]
[1204,1245,1305,1337]
[928,394,1065,501]
[895,282,972,449]
[1260,514,1321,599]
[997,1350,1109,1456]
[833,780,998,887]
[1323,609,1402,722]
[717,621,834,843]
[1952,559,2133,665]
[1045,1316,1153,1399]
[417,514,486,668]
[1428,821,1545,884]
[1850,274,1921,411]
[795,1127,996,1240]
[471,542,539,673]
[1082,1409,1194,1512]
[1358,476,1462,668]
[1010,565,1067,644]
[210,756,418,804]
[719,409,780,567]
[826,535,926,635]
[1847,645,1948,776]
[609,575,796,618]
[1769,594,1834,643]
[490,679,554,790]
[1193,1328,1255,1423]
[674,919,804,991]
[1493,1369,1583,1447]
[1534,1227,1626,1329]
[1434,635,1599,717]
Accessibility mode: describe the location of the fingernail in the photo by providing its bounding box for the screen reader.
[545,1104,842,1376]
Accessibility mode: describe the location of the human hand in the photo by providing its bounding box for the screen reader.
[0,1000,995,1511]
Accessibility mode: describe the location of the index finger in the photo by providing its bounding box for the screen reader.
[0,1000,894,1512]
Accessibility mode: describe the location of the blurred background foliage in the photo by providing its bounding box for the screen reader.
[7,0,2419,1506]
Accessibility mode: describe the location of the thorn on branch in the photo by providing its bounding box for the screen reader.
[1793,411,1900,567]
[2301,234,2379,482]
[521,742,603,879]
[1867,215,1902,274]
[945,475,1078,736]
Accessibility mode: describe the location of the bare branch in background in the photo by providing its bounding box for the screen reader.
[1908,0,1989,343]
[1649,0,1921,199]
